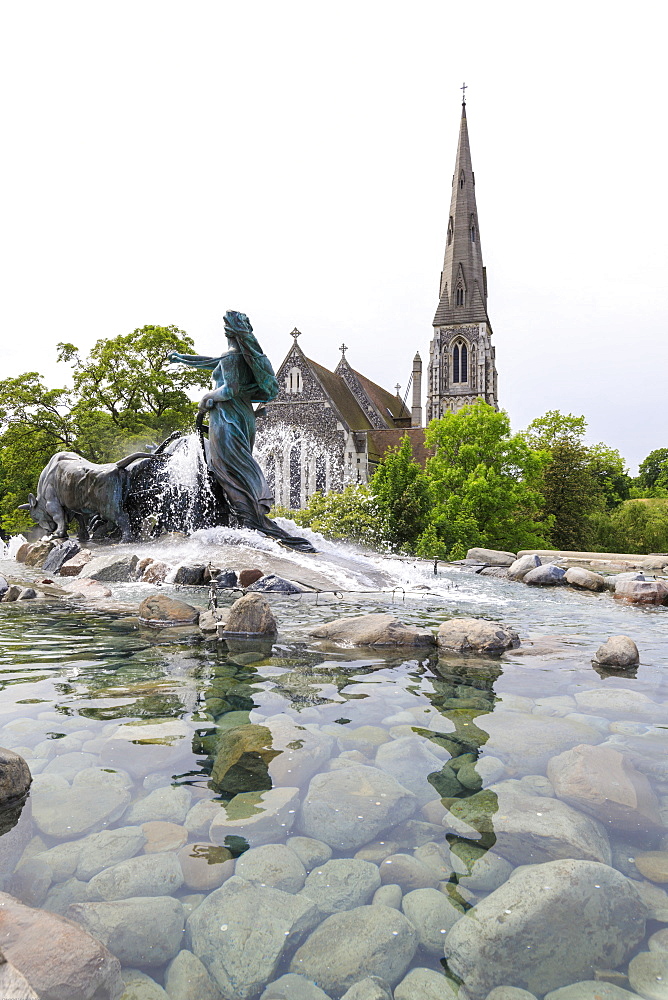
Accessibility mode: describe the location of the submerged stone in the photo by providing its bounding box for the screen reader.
[210,725,281,795]
[310,613,435,647]
[437,618,519,653]
[138,594,199,627]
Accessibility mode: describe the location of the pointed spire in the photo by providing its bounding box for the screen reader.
[433,95,489,327]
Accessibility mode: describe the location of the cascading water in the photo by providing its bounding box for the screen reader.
[158,433,218,533]
[255,423,348,510]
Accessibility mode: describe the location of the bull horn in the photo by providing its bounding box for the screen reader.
[17,504,30,511]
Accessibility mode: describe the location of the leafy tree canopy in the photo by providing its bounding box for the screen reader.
[636,448,668,491]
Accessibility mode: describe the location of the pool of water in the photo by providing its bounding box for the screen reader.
[1,550,668,999]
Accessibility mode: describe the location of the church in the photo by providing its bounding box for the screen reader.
[255,93,498,508]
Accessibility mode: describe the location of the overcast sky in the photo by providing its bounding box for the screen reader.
[1,1,665,472]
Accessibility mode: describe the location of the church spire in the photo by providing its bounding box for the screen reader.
[433,98,489,327]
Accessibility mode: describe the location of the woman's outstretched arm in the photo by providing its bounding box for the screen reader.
[168,351,220,371]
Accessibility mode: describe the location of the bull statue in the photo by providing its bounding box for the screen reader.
[19,451,155,543]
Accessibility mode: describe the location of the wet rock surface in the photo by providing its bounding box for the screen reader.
[594,635,640,666]
[0,747,31,806]
[310,613,436,647]
[437,617,520,653]
[223,593,278,636]
[138,593,200,626]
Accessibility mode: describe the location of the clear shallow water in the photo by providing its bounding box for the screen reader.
[1,546,668,998]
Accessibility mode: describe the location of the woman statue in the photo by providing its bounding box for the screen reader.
[168,311,315,553]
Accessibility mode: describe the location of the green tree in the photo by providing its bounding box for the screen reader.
[605,499,668,554]
[417,400,549,560]
[368,435,431,552]
[523,410,588,451]
[0,425,61,534]
[272,484,380,547]
[636,448,668,494]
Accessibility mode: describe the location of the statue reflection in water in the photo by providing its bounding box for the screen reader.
[169,311,315,553]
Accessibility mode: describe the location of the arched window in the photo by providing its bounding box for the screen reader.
[470,222,476,243]
[455,286,465,306]
[285,367,302,394]
[453,340,468,384]
[461,343,468,382]
[459,171,465,190]
[315,453,326,493]
[447,217,454,245]
[453,344,460,383]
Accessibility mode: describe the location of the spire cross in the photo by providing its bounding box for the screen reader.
[339,343,348,358]
[290,328,301,341]
[461,81,467,104]
[395,383,401,395]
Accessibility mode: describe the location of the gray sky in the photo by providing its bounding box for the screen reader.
[1,1,666,472]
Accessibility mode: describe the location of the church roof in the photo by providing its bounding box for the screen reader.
[347,367,410,423]
[433,102,490,329]
[305,357,373,431]
[366,428,434,468]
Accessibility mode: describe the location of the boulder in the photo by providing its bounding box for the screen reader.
[309,613,435,647]
[238,568,264,588]
[185,876,319,1000]
[79,553,139,582]
[628,952,668,1000]
[289,905,417,996]
[14,543,30,563]
[466,548,516,567]
[443,780,611,866]
[164,949,223,1000]
[523,563,566,585]
[594,635,640,667]
[565,567,606,591]
[87,851,184,900]
[138,593,199,627]
[0,953,40,1000]
[223,594,277,636]
[2,585,22,602]
[199,608,230,633]
[547,743,662,836]
[0,891,123,1000]
[374,736,445,805]
[507,554,542,581]
[210,724,282,795]
[42,539,80,574]
[298,764,417,850]
[247,574,306,594]
[17,588,37,600]
[209,787,300,848]
[480,710,603,773]
[177,843,235,891]
[68,896,185,967]
[299,858,380,914]
[436,618,519,653]
[235,843,307,893]
[214,569,238,589]
[444,859,645,998]
[142,561,171,583]
[615,578,668,604]
[59,549,93,576]
[24,540,56,567]
[173,564,207,586]
[0,748,31,805]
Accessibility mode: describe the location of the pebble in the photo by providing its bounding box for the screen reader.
[124,785,192,825]
[372,884,402,908]
[401,887,463,953]
[164,949,223,1000]
[379,853,441,891]
[177,843,235,891]
[299,858,381,914]
[88,851,184,900]
[635,852,668,883]
[142,821,188,854]
[394,967,459,1000]
[628,952,668,1000]
[68,896,185,967]
[286,836,332,871]
[236,843,307,892]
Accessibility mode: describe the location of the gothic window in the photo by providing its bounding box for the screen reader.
[290,442,302,508]
[461,343,468,381]
[315,453,326,493]
[453,344,460,383]
[470,344,476,390]
[453,340,468,383]
[285,367,302,394]
[470,220,476,243]
[455,286,465,306]
[447,217,454,245]
[459,171,465,190]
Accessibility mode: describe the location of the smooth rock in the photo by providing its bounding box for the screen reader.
[649,928,668,952]
[401,887,462,953]
[61,578,112,599]
[615,579,668,604]
[260,973,331,999]
[341,977,393,1000]
[173,564,206,586]
[547,743,662,836]
[124,785,191,825]
[486,990,538,1000]
[209,786,300,848]
[68,896,185,967]
[574,688,656,718]
[289,904,417,996]
[177,843,235,891]
[0,747,31,805]
[449,845,513,892]
[199,608,231,633]
[80,553,139,582]
[238,568,264,587]
[0,890,123,1000]
[164,949,223,1000]
[394,967,459,999]
[444,859,645,998]
[565,567,606,591]
[437,618,519,653]
[287,836,332,871]
[261,714,334,788]
[544,984,640,1000]
[634,879,668,920]
[42,539,80,574]
[88,851,184,900]
[299,764,417,850]
[141,821,187,853]
[412,841,453,881]
[466,548,516,567]
[372,884,402,908]
[142,561,171,584]
[138,594,199,627]
[10,858,52,907]
[594,636,640,667]
[223,593,277,636]
[184,799,226,837]
[523,562,566,585]
[17,587,37,600]
[374,736,444,805]
[379,853,439,890]
[31,769,131,838]
[635,852,668,883]
[42,878,93,915]
[236,843,307,892]
[185,876,319,1000]
[76,826,147,880]
[507,554,541,581]
[300,858,381,914]
[309,613,435,647]
[119,969,169,1000]
[480,711,603,772]
[210,724,281,795]
[628,952,668,1000]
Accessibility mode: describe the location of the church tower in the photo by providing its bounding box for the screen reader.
[426,92,498,420]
